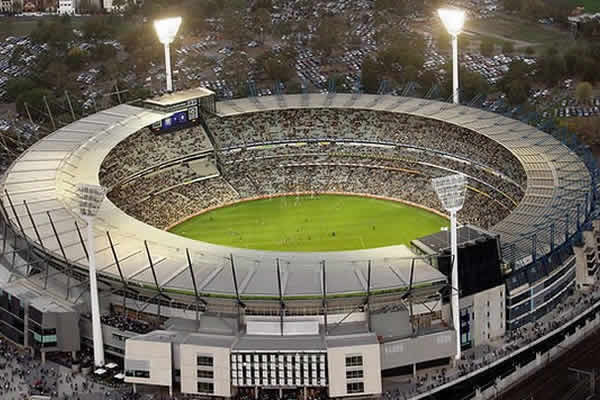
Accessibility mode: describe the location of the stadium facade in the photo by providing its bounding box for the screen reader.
[0,91,597,398]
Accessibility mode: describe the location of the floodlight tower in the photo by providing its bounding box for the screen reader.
[438,8,466,104]
[432,174,466,361]
[154,17,182,93]
[77,184,107,368]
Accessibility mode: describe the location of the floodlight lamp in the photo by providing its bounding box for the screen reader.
[432,174,466,212]
[438,8,465,36]
[154,17,182,44]
[77,184,106,218]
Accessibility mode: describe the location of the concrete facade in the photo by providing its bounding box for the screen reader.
[381,330,456,370]
[327,341,381,397]
[180,342,231,397]
[124,334,173,392]
[574,226,599,288]
[460,284,506,347]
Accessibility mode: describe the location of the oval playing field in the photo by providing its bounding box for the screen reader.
[168,194,449,252]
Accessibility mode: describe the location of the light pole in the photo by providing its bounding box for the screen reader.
[438,8,466,104]
[432,173,466,361]
[154,17,182,93]
[77,184,107,368]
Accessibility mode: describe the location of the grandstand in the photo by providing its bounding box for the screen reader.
[0,92,594,399]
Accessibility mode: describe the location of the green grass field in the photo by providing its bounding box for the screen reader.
[570,0,600,13]
[169,194,449,252]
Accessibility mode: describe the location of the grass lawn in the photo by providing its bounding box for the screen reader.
[570,0,600,13]
[0,16,90,38]
[169,194,449,252]
[465,15,573,47]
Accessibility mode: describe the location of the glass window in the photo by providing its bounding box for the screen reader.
[197,356,213,367]
[347,382,364,394]
[197,382,214,394]
[197,370,214,379]
[346,370,363,379]
[125,370,150,378]
[345,355,362,367]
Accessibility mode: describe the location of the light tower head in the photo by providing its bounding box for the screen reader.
[438,8,466,37]
[154,17,182,45]
[77,184,106,218]
[432,174,466,213]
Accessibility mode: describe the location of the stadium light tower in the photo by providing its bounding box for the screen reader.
[432,174,466,361]
[154,16,182,93]
[438,8,465,104]
[77,184,107,368]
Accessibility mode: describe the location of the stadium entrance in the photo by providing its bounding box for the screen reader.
[250,386,322,400]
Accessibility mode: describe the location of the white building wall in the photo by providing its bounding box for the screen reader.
[124,339,172,389]
[1,0,11,12]
[471,284,505,345]
[327,343,381,398]
[58,0,75,14]
[574,229,598,287]
[180,344,231,397]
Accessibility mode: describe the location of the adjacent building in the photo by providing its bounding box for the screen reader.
[124,316,383,398]
[0,280,80,362]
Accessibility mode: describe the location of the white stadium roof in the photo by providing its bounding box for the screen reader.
[0,94,590,298]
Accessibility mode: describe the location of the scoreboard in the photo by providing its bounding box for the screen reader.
[150,102,199,133]
[144,87,214,134]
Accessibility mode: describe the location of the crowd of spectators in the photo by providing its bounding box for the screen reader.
[100,312,153,335]
[109,152,515,230]
[100,125,213,189]
[102,109,527,232]
[204,109,527,186]
[0,338,138,400]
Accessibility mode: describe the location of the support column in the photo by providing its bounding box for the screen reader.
[23,302,29,348]
[413,363,417,378]
[41,351,46,364]
[452,35,459,104]
[86,216,104,367]
[451,210,461,360]
[164,43,173,92]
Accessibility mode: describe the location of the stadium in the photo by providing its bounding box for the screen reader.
[0,89,596,399]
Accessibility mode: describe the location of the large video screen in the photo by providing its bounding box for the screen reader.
[162,111,188,130]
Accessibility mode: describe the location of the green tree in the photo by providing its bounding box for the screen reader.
[223,11,250,49]
[259,51,294,83]
[5,78,37,102]
[254,7,271,42]
[82,16,116,41]
[480,38,495,57]
[9,45,27,67]
[41,61,70,91]
[312,16,346,58]
[30,18,74,50]
[498,60,532,93]
[65,47,88,71]
[525,46,535,55]
[506,80,529,105]
[223,52,250,85]
[575,82,593,104]
[582,57,598,83]
[538,54,566,85]
[502,41,515,54]
[361,56,381,94]
[15,89,54,119]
